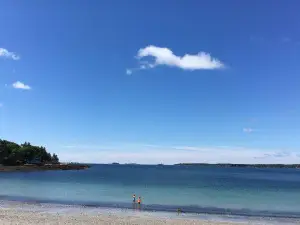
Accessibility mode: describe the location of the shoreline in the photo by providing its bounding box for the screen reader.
[0,164,90,172]
[0,200,299,224]
[1,195,300,219]
[1,200,296,225]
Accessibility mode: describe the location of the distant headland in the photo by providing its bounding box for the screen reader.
[174,163,300,168]
[0,139,89,172]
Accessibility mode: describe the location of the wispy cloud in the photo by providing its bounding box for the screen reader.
[62,144,113,149]
[251,36,300,46]
[172,146,210,151]
[0,48,20,60]
[243,128,254,133]
[126,45,225,74]
[12,81,31,90]
[254,151,291,159]
[55,143,300,164]
[126,69,133,75]
[281,37,291,43]
[273,151,290,157]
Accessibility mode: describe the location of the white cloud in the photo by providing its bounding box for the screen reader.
[243,128,254,133]
[12,81,31,90]
[126,69,132,75]
[127,45,225,74]
[0,48,20,60]
[125,64,154,75]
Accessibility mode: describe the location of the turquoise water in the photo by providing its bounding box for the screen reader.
[0,164,300,219]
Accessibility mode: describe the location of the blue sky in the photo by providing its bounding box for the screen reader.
[0,0,299,164]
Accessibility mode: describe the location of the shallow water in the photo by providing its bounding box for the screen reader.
[0,164,299,221]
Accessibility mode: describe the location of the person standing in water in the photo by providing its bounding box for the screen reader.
[137,196,142,208]
[177,208,182,215]
[132,194,136,203]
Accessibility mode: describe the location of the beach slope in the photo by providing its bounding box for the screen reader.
[0,202,244,225]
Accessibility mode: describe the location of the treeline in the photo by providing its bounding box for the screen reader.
[0,139,59,166]
[175,163,300,168]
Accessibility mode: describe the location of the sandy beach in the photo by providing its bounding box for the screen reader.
[0,201,252,225]
[0,210,247,225]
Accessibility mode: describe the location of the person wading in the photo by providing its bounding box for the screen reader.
[137,196,142,210]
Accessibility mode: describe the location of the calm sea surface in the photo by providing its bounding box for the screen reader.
[0,164,300,219]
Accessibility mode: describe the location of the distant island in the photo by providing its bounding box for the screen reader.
[0,139,89,172]
[175,163,300,168]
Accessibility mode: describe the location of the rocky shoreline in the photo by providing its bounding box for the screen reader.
[0,164,90,172]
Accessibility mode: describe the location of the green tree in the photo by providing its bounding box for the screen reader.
[0,139,59,166]
[51,153,59,163]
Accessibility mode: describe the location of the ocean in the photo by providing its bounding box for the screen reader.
[0,164,300,223]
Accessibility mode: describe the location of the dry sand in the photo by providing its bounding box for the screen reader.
[0,209,249,225]
[0,201,251,225]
